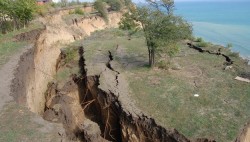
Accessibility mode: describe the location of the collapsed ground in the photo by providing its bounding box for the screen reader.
[55,29,250,141]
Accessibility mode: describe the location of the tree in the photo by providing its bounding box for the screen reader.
[119,1,192,67]
[0,0,37,33]
[119,12,139,39]
[94,0,108,22]
[105,0,122,11]
[14,0,37,28]
[146,0,174,15]
[123,0,132,6]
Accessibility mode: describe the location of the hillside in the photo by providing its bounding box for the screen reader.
[0,4,250,142]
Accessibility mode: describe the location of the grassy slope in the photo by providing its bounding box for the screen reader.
[0,23,42,68]
[57,29,250,142]
[0,103,61,142]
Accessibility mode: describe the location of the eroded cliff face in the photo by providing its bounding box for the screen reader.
[12,10,123,114]
[78,12,123,35]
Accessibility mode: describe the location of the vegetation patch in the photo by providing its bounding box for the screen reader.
[69,7,85,15]
[0,23,43,68]
[0,102,59,142]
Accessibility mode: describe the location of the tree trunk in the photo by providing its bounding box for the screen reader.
[151,49,155,67]
[148,48,151,67]
[148,49,155,67]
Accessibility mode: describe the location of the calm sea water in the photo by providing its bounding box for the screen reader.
[175,1,250,61]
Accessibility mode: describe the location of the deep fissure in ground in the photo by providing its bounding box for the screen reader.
[42,46,197,142]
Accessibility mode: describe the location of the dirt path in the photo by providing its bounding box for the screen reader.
[0,44,67,141]
[0,45,33,113]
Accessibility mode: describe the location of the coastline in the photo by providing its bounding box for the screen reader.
[191,22,250,64]
[174,1,250,64]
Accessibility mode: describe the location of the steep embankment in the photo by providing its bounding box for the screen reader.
[12,10,123,114]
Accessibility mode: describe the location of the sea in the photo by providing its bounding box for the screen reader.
[174,1,250,62]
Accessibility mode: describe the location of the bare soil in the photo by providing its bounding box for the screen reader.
[0,45,32,112]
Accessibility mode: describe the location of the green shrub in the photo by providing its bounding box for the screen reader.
[226,43,233,48]
[196,37,203,42]
[228,52,239,58]
[196,41,208,47]
[1,21,13,34]
[50,2,56,7]
[74,8,84,15]
[94,0,108,22]
[190,36,196,42]
[157,60,170,70]
[64,48,77,63]
[68,8,84,15]
[68,10,74,14]
[106,0,122,11]
[37,4,51,17]
[124,0,132,6]
[83,2,88,7]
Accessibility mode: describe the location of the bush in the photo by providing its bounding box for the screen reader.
[124,0,132,6]
[68,10,74,14]
[94,0,108,22]
[196,37,203,42]
[50,2,56,7]
[196,41,208,47]
[228,52,239,58]
[157,60,170,70]
[190,36,196,42]
[74,8,84,15]
[226,43,233,48]
[37,4,51,17]
[0,21,13,34]
[83,2,88,7]
[106,0,122,11]
[68,8,84,15]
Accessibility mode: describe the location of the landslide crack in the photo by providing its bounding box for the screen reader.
[106,50,120,87]
[187,42,233,65]
[43,46,213,142]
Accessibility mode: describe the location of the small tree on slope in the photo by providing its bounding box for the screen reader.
[119,0,192,67]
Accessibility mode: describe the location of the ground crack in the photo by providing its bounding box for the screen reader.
[106,51,120,87]
[187,42,233,65]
